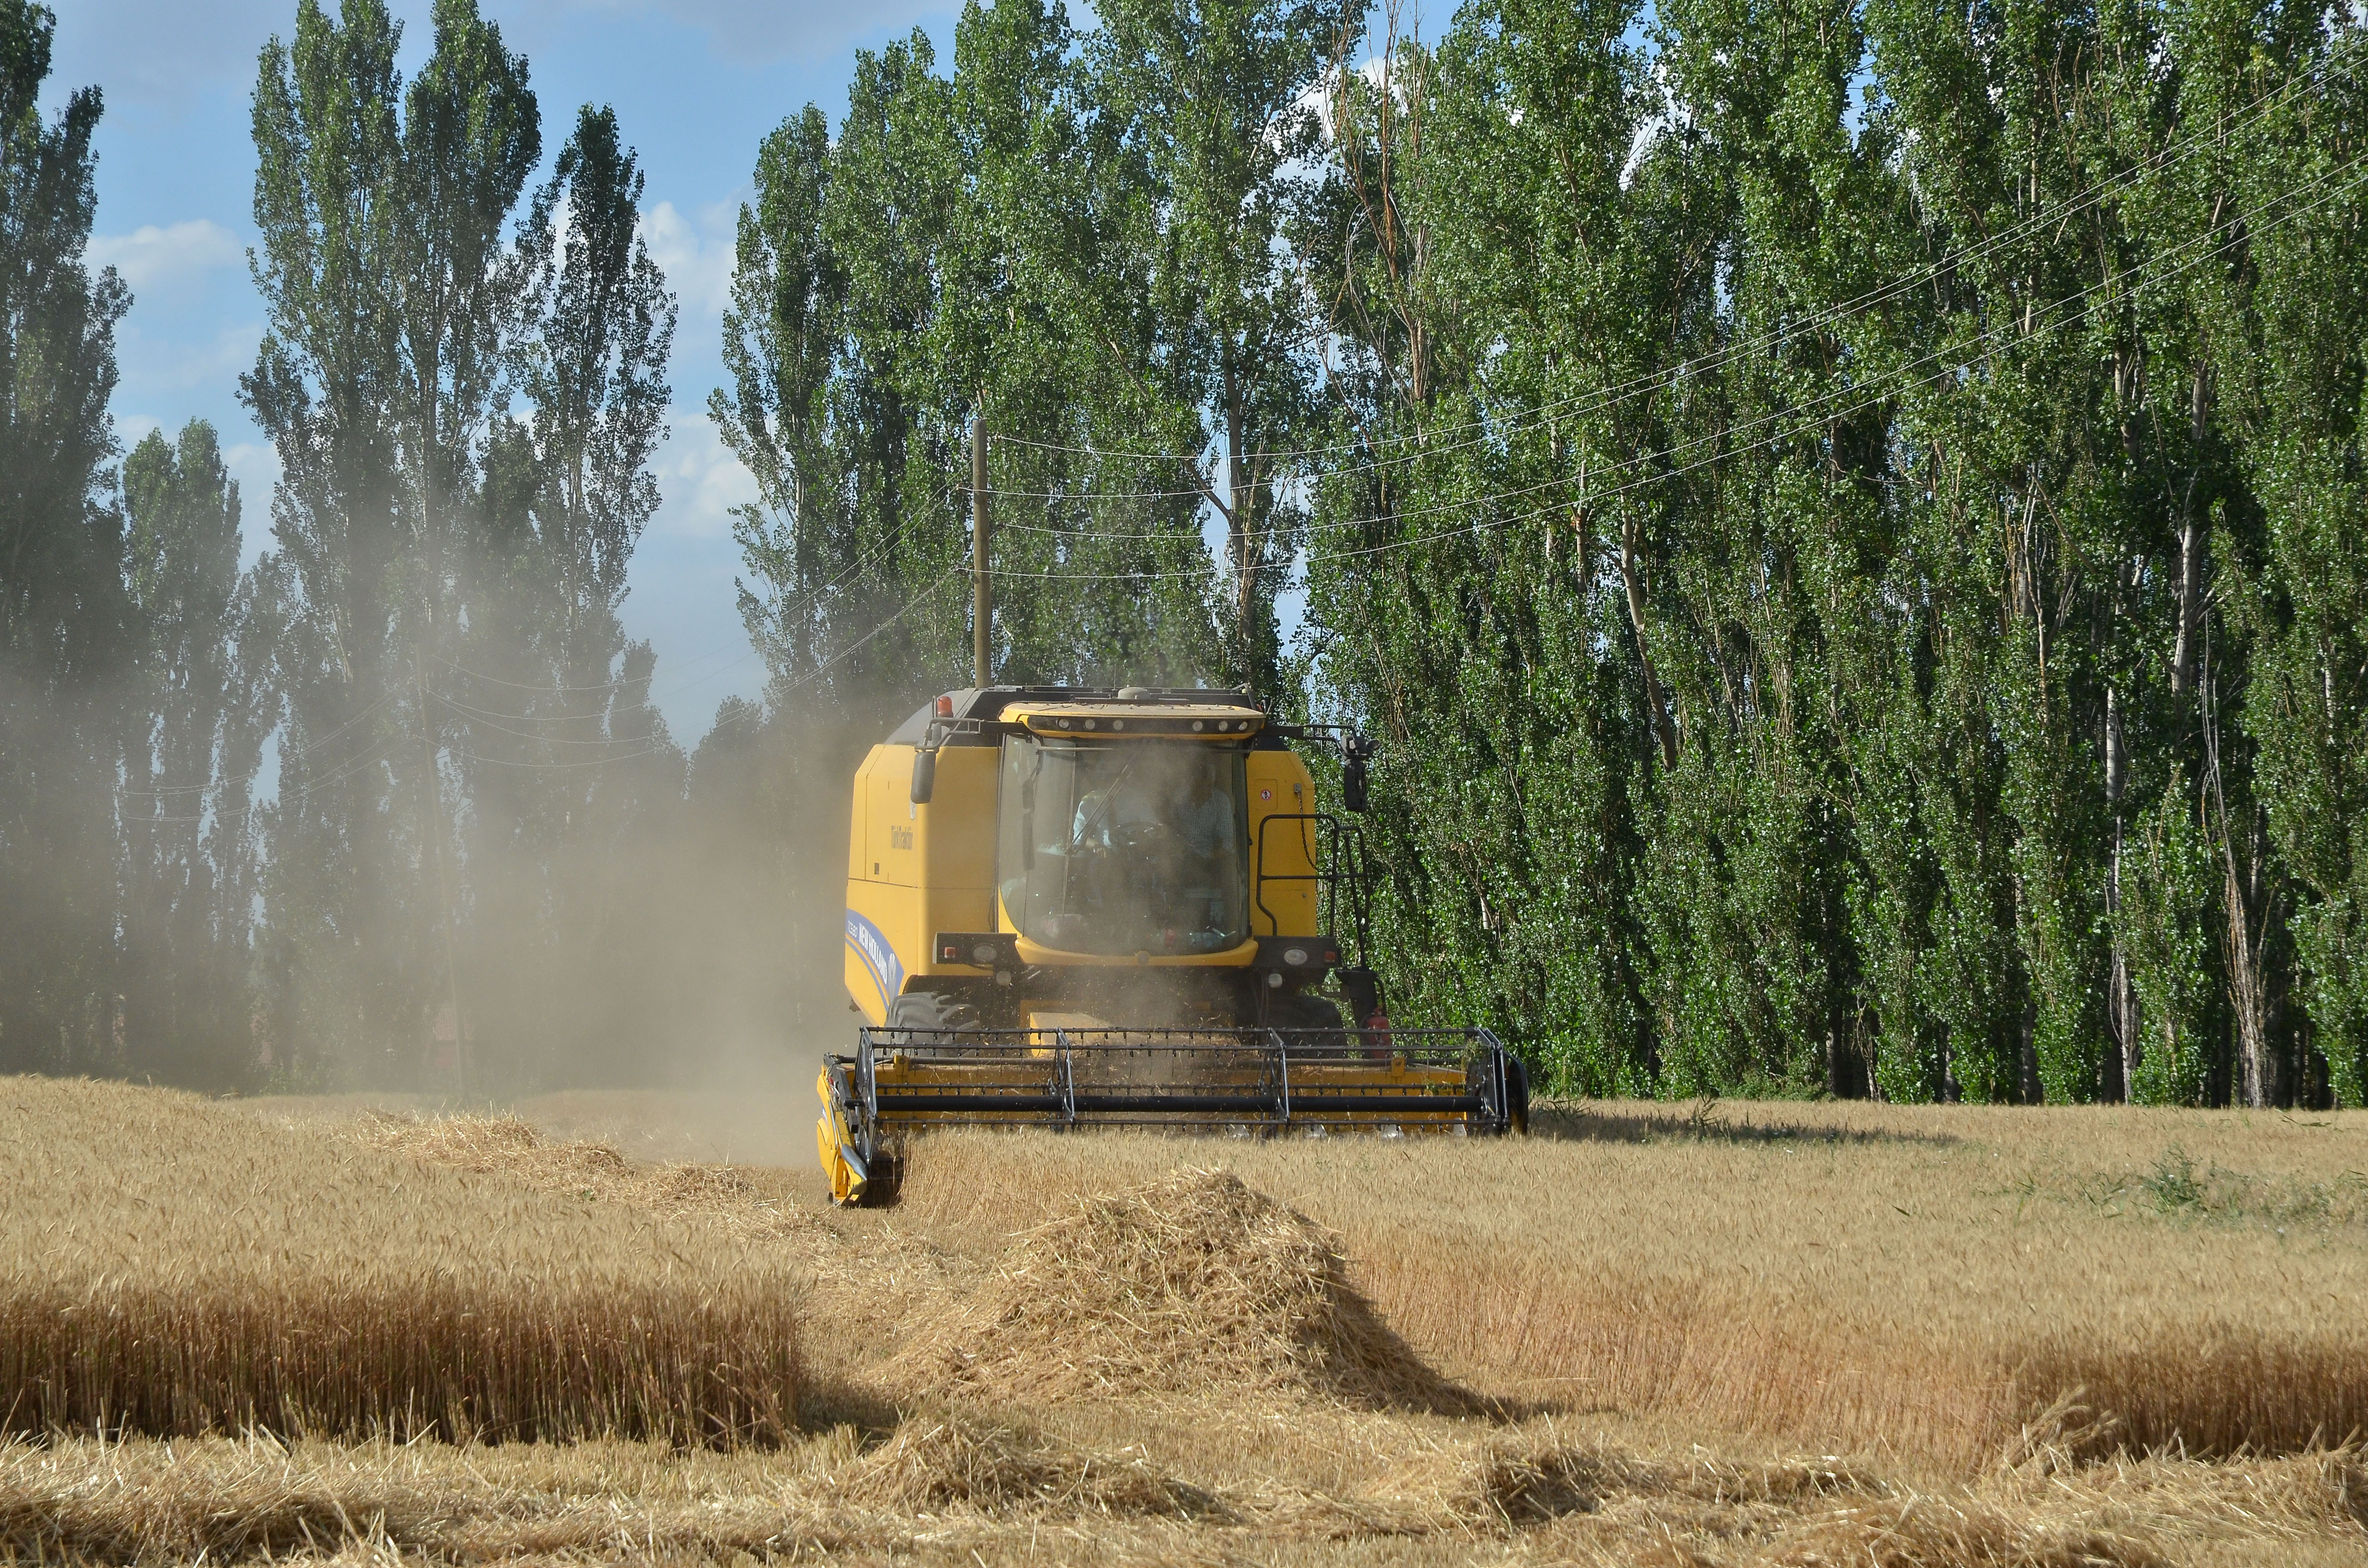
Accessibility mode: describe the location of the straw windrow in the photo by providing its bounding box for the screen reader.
[892,1168,1479,1411]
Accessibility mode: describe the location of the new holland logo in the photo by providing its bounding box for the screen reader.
[845,908,905,1009]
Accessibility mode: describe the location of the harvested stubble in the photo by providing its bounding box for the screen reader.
[3,1422,2361,1566]
[352,1109,811,1238]
[11,1077,2365,1563]
[0,1077,802,1445]
[891,1168,1477,1412]
[889,1102,2368,1467]
[1358,1424,1610,1529]
[834,1407,1216,1518]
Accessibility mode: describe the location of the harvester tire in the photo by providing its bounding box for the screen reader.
[887,988,981,1055]
[859,1151,901,1205]
[1505,1054,1530,1136]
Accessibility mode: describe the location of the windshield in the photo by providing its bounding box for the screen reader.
[998,736,1248,956]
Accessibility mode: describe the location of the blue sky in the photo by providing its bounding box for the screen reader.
[51,0,962,744]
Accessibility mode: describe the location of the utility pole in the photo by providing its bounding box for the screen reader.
[972,409,993,689]
[414,648,470,1095]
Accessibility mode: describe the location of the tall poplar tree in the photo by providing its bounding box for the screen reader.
[243,0,537,1080]
[119,423,275,1085]
[0,0,128,1073]
[452,103,685,1086]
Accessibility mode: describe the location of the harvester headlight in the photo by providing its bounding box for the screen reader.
[1283,947,1309,967]
[1265,970,1284,988]
[1057,717,1072,729]
[972,943,999,965]
[1110,720,1123,731]
[1191,720,1205,732]
[1083,719,1097,730]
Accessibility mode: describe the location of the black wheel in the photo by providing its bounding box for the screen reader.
[1267,991,1348,1054]
[1504,1053,1530,1135]
[886,988,982,1055]
[858,1148,902,1205]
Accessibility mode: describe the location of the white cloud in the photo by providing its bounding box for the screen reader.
[639,199,739,320]
[649,412,756,542]
[86,220,244,295]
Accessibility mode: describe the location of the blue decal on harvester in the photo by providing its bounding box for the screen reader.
[846,908,904,1012]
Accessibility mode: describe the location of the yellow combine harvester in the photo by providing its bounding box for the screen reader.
[815,685,1527,1204]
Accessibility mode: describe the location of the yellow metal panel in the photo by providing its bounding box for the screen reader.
[848,745,882,882]
[915,746,998,976]
[866,746,918,884]
[1246,750,1320,936]
[1011,928,1258,968]
[848,741,1002,996]
[846,741,925,1020]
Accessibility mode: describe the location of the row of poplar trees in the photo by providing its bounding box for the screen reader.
[0,0,808,1090]
[6,0,2366,1104]
[721,0,2368,1109]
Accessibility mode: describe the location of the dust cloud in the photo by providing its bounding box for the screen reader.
[447,698,875,1172]
[231,692,882,1175]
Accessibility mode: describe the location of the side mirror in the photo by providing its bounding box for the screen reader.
[910,745,937,805]
[1340,733,1373,814]
[1339,967,1381,1028]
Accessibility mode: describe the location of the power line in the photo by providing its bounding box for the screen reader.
[116,692,400,799]
[443,567,968,773]
[434,502,930,703]
[970,147,2368,586]
[989,28,2364,478]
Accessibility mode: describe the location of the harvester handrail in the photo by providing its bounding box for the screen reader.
[1250,811,1374,962]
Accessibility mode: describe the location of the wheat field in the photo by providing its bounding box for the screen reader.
[891,1099,2368,1465]
[0,1077,804,1446]
[3,1077,2366,1564]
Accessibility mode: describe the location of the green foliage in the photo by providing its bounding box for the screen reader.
[1298,0,2367,1107]
[119,423,274,1086]
[0,0,130,1072]
[2121,773,2221,1104]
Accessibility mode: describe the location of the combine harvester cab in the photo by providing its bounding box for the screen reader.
[818,686,1527,1204]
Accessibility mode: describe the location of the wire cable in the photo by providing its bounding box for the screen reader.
[989,29,2365,478]
[971,147,2368,585]
[444,567,967,772]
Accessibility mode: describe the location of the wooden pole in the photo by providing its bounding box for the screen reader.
[971,410,992,689]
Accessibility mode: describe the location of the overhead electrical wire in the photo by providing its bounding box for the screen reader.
[987,28,2364,481]
[443,567,968,772]
[433,500,932,705]
[116,690,402,800]
[970,146,2368,586]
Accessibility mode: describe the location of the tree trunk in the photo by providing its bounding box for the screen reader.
[1619,516,1679,770]
[2104,684,2135,1100]
[2170,365,2210,701]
